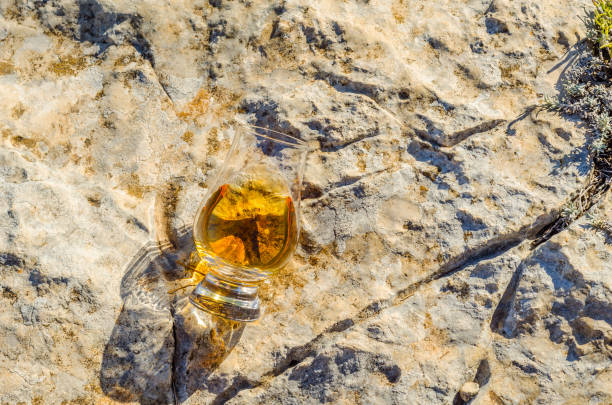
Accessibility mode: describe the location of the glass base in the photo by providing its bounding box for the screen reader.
[189,273,260,322]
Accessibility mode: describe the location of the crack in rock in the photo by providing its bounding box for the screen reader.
[442,119,506,147]
[209,214,557,403]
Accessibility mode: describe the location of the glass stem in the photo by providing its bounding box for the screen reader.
[190,272,261,322]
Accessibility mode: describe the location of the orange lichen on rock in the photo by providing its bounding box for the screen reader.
[177,88,210,123]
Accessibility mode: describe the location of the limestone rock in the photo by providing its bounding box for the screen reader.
[486,194,612,404]
[226,243,526,404]
[0,0,609,404]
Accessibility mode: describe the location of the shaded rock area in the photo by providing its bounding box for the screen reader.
[0,0,610,404]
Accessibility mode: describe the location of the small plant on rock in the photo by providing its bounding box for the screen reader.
[588,0,612,59]
[586,212,612,242]
[534,1,612,246]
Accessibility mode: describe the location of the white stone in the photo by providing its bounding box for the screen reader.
[460,381,480,402]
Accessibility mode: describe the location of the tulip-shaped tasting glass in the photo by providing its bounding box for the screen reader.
[190,122,308,322]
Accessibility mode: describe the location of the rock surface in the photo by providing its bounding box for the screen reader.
[0,0,610,404]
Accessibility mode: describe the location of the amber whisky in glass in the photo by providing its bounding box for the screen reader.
[190,122,307,322]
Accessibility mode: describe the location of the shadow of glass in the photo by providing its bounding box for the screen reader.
[173,298,245,401]
[99,226,246,404]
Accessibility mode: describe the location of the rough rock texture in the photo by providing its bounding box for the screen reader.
[489,194,612,405]
[0,0,610,404]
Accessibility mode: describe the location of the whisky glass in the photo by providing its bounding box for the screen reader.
[190,121,308,322]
